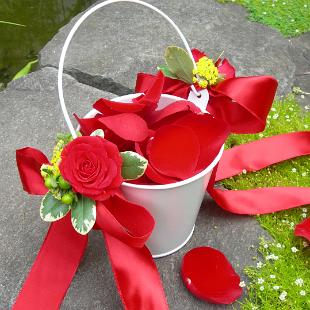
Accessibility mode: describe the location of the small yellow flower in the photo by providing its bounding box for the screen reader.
[192,56,219,88]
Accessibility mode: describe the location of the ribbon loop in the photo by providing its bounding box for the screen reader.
[96,194,155,248]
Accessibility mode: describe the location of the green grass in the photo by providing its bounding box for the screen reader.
[222,94,310,309]
[218,0,310,37]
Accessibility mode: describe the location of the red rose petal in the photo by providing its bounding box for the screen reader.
[135,142,178,184]
[147,124,200,179]
[191,48,206,62]
[133,71,164,112]
[93,71,164,116]
[174,113,229,171]
[74,113,104,136]
[93,98,145,115]
[99,113,149,142]
[181,247,242,304]
[295,217,310,242]
[146,100,201,126]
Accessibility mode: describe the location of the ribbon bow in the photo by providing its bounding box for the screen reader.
[14,147,168,310]
[135,59,310,215]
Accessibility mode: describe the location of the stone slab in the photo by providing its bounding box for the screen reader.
[39,0,299,95]
[0,67,268,309]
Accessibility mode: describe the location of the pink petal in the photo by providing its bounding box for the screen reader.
[181,247,242,304]
[99,113,149,142]
[295,217,310,242]
[147,124,200,179]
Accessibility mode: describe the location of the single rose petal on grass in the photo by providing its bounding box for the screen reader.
[99,113,149,142]
[295,217,310,242]
[174,113,229,171]
[181,247,242,304]
[147,124,200,180]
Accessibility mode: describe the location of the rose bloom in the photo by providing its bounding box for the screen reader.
[59,136,123,201]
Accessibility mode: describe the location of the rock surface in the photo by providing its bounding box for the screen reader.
[40,0,301,95]
[0,67,267,309]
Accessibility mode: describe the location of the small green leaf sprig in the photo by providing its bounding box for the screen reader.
[158,46,224,88]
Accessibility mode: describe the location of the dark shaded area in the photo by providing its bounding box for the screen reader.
[0,0,96,84]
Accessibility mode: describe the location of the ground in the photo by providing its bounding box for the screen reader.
[0,0,309,309]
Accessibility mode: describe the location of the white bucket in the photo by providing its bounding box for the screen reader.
[81,93,224,258]
[57,0,223,258]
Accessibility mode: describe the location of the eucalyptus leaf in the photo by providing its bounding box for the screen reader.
[13,59,38,80]
[120,151,148,180]
[164,46,194,84]
[90,129,105,138]
[157,65,178,79]
[71,195,96,235]
[40,192,70,222]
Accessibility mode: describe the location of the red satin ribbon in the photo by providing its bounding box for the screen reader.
[207,131,310,215]
[13,215,88,310]
[135,73,278,134]
[103,233,168,310]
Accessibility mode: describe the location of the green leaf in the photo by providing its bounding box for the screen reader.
[0,20,26,27]
[13,59,38,80]
[71,195,96,235]
[164,46,194,84]
[90,129,105,138]
[120,151,148,180]
[157,65,178,79]
[40,192,70,222]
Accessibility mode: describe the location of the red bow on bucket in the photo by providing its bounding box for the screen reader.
[14,147,168,310]
[135,49,310,216]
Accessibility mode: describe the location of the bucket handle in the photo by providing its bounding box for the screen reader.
[58,0,199,139]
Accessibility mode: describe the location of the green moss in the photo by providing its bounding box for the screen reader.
[218,0,310,37]
[221,94,310,309]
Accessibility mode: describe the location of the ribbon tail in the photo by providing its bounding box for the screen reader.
[102,232,168,310]
[13,215,88,310]
[207,131,310,215]
[208,186,310,215]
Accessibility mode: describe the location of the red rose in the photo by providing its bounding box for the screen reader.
[59,136,123,201]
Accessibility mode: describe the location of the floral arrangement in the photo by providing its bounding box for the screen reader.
[17,132,149,234]
[13,45,310,310]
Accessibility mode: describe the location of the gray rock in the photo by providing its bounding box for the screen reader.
[40,0,298,95]
[288,32,310,108]
[0,67,268,309]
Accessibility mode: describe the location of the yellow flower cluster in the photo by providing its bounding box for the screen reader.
[192,56,219,88]
[40,139,66,199]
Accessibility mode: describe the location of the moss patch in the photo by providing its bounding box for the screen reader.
[218,0,310,37]
[221,94,310,309]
